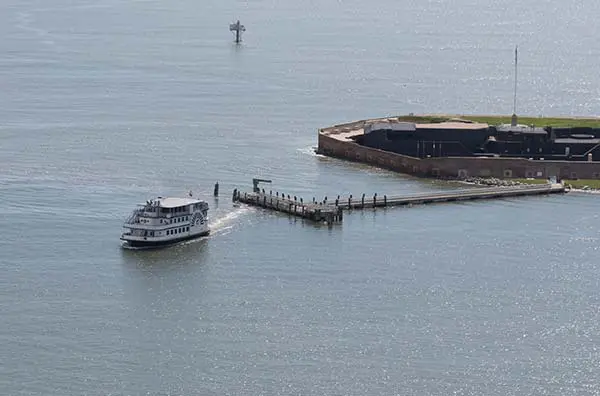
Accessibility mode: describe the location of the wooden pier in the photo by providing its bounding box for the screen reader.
[335,183,567,210]
[233,189,343,223]
[233,182,567,224]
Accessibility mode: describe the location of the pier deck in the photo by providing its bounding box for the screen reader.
[233,189,344,223]
[233,183,566,223]
[336,183,566,210]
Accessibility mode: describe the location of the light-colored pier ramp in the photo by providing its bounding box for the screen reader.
[233,181,567,224]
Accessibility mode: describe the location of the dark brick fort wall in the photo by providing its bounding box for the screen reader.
[318,132,600,180]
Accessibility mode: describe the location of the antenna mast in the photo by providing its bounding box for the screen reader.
[511,45,518,127]
[513,45,518,114]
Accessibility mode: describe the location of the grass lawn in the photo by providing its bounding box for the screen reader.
[397,114,600,128]
[514,178,600,189]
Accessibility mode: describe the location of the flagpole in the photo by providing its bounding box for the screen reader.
[513,45,518,116]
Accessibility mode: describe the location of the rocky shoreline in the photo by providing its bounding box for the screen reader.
[440,176,526,187]
[436,176,600,192]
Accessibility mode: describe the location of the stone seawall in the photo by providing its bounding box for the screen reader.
[318,129,600,180]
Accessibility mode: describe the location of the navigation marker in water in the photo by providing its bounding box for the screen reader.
[229,20,246,44]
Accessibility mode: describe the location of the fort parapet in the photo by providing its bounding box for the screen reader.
[317,115,600,180]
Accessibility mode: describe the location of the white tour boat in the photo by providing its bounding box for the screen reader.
[121,196,209,248]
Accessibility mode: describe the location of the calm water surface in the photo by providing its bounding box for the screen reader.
[1,0,600,395]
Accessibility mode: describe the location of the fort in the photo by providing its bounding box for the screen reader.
[317,114,600,180]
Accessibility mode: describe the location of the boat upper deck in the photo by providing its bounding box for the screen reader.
[130,197,209,220]
[146,197,205,208]
[125,196,209,227]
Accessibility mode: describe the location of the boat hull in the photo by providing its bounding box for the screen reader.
[121,231,210,249]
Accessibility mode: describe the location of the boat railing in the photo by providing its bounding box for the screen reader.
[125,209,144,224]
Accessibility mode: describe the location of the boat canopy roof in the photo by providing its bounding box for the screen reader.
[141,197,206,208]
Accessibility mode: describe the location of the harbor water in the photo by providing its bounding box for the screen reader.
[1,0,600,394]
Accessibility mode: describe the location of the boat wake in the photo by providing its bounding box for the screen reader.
[175,206,253,247]
[209,206,253,235]
[15,11,59,48]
